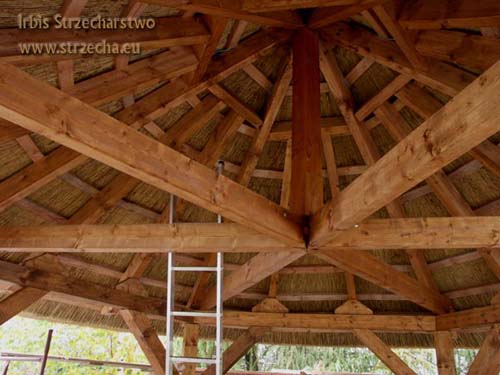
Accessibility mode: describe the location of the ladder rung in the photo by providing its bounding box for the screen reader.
[171,266,219,272]
[171,311,218,318]
[169,356,217,364]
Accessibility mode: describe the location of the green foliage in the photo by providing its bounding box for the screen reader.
[0,317,478,375]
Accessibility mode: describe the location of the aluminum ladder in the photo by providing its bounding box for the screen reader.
[165,164,224,375]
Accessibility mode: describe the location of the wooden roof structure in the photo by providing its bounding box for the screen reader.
[0,0,499,374]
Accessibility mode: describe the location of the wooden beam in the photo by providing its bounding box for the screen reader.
[194,311,436,332]
[436,305,500,331]
[202,327,267,375]
[199,250,305,309]
[290,28,323,216]
[141,0,303,28]
[237,53,292,186]
[466,324,500,375]
[315,249,451,314]
[434,331,457,375]
[319,22,475,96]
[119,310,166,375]
[0,62,303,245]
[317,217,500,250]
[308,0,386,28]
[0,223,301,253]
[0,287,47,325]
[399,0,500,30]
[310,61,500,246]
[353,329,417,375]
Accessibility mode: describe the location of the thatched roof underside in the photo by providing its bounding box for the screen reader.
[0,0,499,350]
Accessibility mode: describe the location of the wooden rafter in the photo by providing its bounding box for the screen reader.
[319,42,441,295]
[311,60,500,247]
[199,250,305,309]
[237,51,292,186]
[315,249,452,314]
[319,22,475,97]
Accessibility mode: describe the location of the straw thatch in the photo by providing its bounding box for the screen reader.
[0,0,499,350]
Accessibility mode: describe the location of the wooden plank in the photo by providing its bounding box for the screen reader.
[316,249,452,314]
[310,61,500,246]
[201,327,267,375]
[194,311,437,332]
[0,287,47,325]
[237,53,292,186]
[320,22,475,96]
[200,250,305,309]
[399,0,500,30]
[466,324,500,375]
[0,223,300,253]
[141,0,303,28]
[290,28,323,215]
[0,62,303,245]
[354,329,417,375]
[309,0,386,28]
[119,310,166,375]
[434,331,457,375]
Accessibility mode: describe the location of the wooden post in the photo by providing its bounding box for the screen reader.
[434,331,457,375]
[183,324,199,375]
[39,329,53,375]
[291,27,323,218]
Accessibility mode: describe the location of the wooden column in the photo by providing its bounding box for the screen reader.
[290,27,323,218]
[434,331,457,375]
[183,323,199,375]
